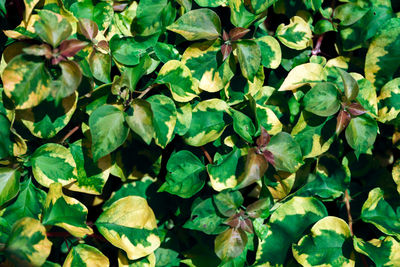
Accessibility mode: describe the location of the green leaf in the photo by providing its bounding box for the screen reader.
[0,114,12,159]
[1,179,46,225]
[110,35,157,66]
[266,132,303,173]
[2,55,51,109]
[303,0,322,11]
[159,150,206,198]
[175,103,192,136]
[68,139,111,195]
[256,36,282,69]
[63,244,110,267]
[338,69,359,101]
[31,143,78,187]
[147,95,177,148]
[132,0,175,36]
[303,83,341,117]
[34,10,72,47]
[296,156,347,200]
[229,0,259,28]
[167,8,221,41]
[231,110,256,142]
[96,196,160,260]
[0,168,20,207]
[183,197,228,235]
[215,228,247,261]
[365,18,400,90]
[183,99,230,147]
[89,105,129,162]
[154,43,180,63]
[292,216,355,266]
[89,51,111,84]
[207,147,243,191]
[353,236,400,266]
[213,190,243,217]
[16,92,77,139]
[70,0,113,31]
[276,16,312,50]
[51,61,82,101]
[245,0,276,14]
[42,183,93,238]
[255,197,327,265]
[314,19,336,35]
[361,188,400,239]
[236,40,261,82]
[333,3,369,26]
[194,0,227,7]
[156,60,199,102]
[5,217,52,267]
[345,114,378,158]
[125,99,154,145]
[122,55,154,92]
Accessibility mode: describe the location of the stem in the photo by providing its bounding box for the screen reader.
[47,231,106,241]
[344,189,353,236]
[312,35,324,56]
[60,126,80,144]
[47,231,71,238]
[201,146,213,164]
[137,84,159,99]
[361,254,369,267]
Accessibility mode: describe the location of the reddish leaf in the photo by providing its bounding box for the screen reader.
[59,39,89,58]
[215,228,248,261]
[96,40,110,52]
[78,18,98,41]
[222,30,229,41]
[336,109,351,134]
[23,44,52,59]
[113,2,128,12]
[221,44,232,61]
[237,148,269,189]
[262,150,275,166]
[256,126,271,147]
[346,102,366,116]
[239,218,253,234]
[51,55,67,65]
[229,27,250,41]
[226,215,241,229]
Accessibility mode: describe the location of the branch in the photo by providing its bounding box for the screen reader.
[60,125,80,144]
[344,189,353,236]
[137,83,159,99]
[312,35,324,56]
[201,146,213,164]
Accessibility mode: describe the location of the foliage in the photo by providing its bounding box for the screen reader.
[0,0,399,266]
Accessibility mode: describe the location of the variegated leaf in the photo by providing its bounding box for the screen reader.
[31,143,78,187]
[42,183,93,238]
[63,244,109,267]
[96,196,160,260]
[4,217,52,266]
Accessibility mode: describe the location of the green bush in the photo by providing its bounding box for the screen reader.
[0,0,400,266]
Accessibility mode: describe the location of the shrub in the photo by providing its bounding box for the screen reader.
[0,0,399,266]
